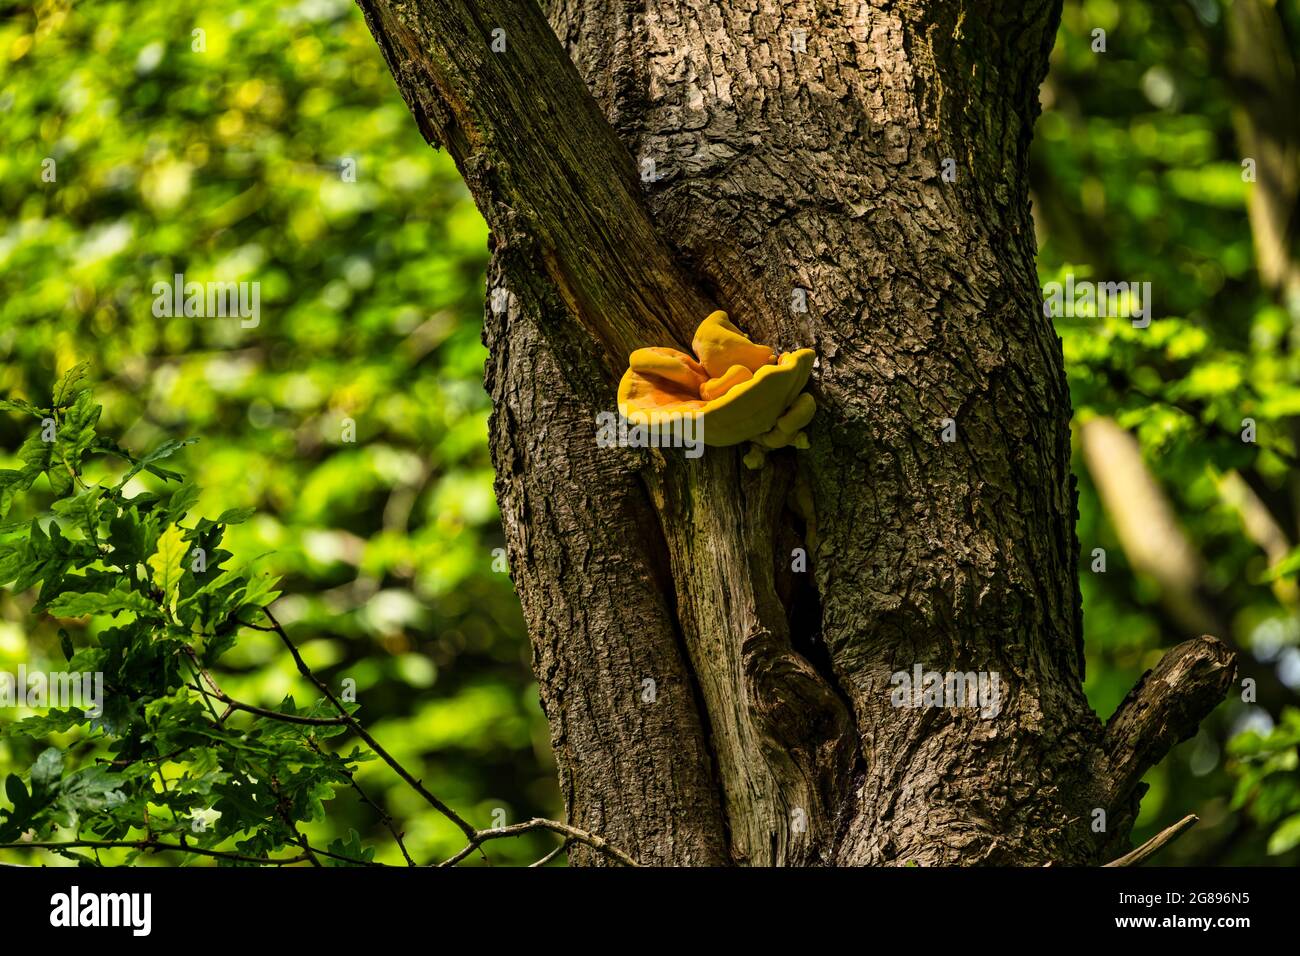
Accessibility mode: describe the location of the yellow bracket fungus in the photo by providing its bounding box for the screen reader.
[617,311,816,466]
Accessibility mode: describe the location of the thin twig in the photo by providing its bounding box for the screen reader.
[270,839,383,867]
[267,775,322,868]
[1104,814,1199,867]
[256,607,479,842]
[439,818,639,868]
[183,647,349,726]
[108,747,186,768]
[0,839,309,866]
[528,839,571,868]
[307,737,417,867]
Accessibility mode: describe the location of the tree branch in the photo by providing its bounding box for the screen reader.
[255,607,480,844]
[354,0,710,366]
[1102,635,1237,805]
[438,817,639,868]
[306,737,417,867]
[528,838,571,868]
[1103,814,1199,867]
[0,839,311,866]
[183,647,350,726]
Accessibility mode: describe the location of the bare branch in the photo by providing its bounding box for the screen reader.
[439,817,639,868]
[0,839,309,866]
[183,647,349,726]
[1102,636,1237,805]
[1104,814,1199,867]
[257,607,479,843]
[528,839,571,868]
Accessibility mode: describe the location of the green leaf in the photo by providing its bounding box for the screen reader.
[46,588,158,618]
[0,775,31,842]
[165,483,202,523]
[52,362,92,408]
[117,438,198,487]
[12,521,74,596]
[325,829,375,867]
[17,431,54,471]
[30,748,64,796]
[107,509,158,567]
[236,570,282,612]
[58,766,127,815]
[7,432,56,503]
[1267,812,1300,856]
[5,709,90,738]
[0,541,23,588]
[0,397,45,418]
[53,390,103,475]
[51,487,105,545]
[147,523,189,603]
[0,470,30,518]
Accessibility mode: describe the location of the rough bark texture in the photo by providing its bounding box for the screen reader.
[357,0,1237,866]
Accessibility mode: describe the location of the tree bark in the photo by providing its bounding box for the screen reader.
[357,0,1236,865]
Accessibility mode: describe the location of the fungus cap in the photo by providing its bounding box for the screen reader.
[617,311,815,448]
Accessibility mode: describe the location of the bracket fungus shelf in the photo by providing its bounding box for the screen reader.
[617,311,816,467]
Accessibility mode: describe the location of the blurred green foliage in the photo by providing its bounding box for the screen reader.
[1,0,1298,865]
[0,0,554,866]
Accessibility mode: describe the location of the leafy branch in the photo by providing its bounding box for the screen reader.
[0,368,637,868]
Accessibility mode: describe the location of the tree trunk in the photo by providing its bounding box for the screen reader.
[357,0,1236,866]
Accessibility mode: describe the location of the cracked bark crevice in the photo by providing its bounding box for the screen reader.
[645,452,857,865]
